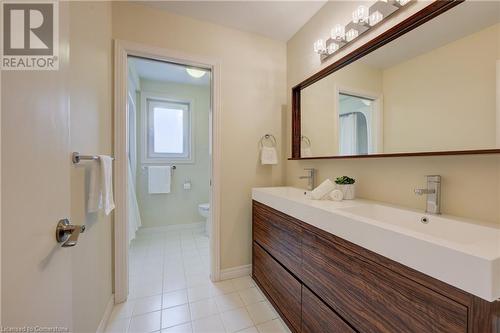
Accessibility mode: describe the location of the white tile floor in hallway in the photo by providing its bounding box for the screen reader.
[105,227,291,333]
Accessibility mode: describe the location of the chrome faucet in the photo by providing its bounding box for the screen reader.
[414,175,441,214]
[299,168,316,191]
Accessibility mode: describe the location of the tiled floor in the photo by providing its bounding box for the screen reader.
[105,227,291,333]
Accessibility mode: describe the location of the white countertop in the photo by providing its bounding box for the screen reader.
[252,186,500,302]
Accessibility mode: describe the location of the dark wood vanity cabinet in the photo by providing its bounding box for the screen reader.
[253,243,302,332]
[302,229,467,332]
[302,286,356,333]
[252,201,500,333]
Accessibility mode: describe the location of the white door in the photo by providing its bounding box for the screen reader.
[1,4,73,329]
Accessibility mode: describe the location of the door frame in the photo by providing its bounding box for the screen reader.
[114,39,222,303]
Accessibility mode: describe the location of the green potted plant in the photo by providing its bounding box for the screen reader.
[335,176,356,200]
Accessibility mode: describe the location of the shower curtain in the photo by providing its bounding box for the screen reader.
[128,159,142,244]
[339,113,357,155]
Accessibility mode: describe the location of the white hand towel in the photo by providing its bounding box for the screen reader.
[261,146,278,165]
[329,189,344,201]
[301,146,313,157]
[87,161,101,213]
[311,179,335,200]
[99,155,115,215]
[148,166,172,194]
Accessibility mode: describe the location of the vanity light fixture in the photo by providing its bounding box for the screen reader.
[369,11,384,26]
[369,1,399,27]
[331,24,345,41]
[393,0,411,7]
[327,42,340,55]
[345,28,359,42]
[345,21,369,42]
[313,0,412,61]
[352,5,370,25]
[313,39,327,55]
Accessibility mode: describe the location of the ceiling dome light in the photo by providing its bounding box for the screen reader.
[186,68,206,78]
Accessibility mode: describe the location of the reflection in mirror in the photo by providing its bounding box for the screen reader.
[338,93,377,156]
[299,1,500,158]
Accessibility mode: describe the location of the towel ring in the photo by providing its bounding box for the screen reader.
[301,136,311,147]
[141,165,176,170]
[259,134,277,148]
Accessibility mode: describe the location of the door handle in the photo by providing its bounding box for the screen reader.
[56,219,86,247]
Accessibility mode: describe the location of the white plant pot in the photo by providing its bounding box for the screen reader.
[336,184,355,200]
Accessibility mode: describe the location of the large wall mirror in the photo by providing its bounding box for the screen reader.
[292,0,500,159]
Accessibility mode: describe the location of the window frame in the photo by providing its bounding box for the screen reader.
[141,92,194,164]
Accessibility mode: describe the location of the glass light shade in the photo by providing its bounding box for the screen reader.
[352,5,369,24]
[313,39,326,54]
[369,11,383,26]
[396,0,411,5]
[186,68,206,78]
[345,29,359,42]
[327,43,340,55]
[331,24,345,41]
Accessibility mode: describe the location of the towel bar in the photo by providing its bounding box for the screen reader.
[72,152,115,164]
[141,165,176,170]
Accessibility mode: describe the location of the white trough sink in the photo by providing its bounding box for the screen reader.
[252,186,500,302]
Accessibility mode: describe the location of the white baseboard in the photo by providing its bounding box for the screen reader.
[96,294,115,333]
[138,222,205,234]
[220,264,252,280]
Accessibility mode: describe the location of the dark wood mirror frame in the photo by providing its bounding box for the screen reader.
[290,0,500,160]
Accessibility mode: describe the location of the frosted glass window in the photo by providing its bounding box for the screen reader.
[146,98,191,161]
[153,107,184,153]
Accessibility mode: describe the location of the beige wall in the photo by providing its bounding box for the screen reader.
[383,24,498,153]
[287,1,500,225]
[69,2,113,332]
[112,2,287,269]
[136,79,210,227]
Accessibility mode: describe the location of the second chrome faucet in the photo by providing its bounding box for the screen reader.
[415,175,441,214]
[299,168,316,190]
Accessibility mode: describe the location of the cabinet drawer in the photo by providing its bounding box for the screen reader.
[252,201,302,274]
[301,229,468,333]
[302,286,356,333]
[252,242,301,333]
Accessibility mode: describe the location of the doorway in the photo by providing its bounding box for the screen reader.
[114,41,222,308]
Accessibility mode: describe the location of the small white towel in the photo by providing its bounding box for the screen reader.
[261,146,278,165]
[99,155,115,215]
[329,189,344,201]
[311,179,336,200]
[88,161,101,213]
[87,155,115,215]
[148,166,172,194]
[301,146,313,157]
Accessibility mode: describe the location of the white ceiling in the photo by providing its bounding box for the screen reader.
[129,57,211,86]
[139,1,327,41]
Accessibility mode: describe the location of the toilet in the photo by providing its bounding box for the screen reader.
[198,203,210,236]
